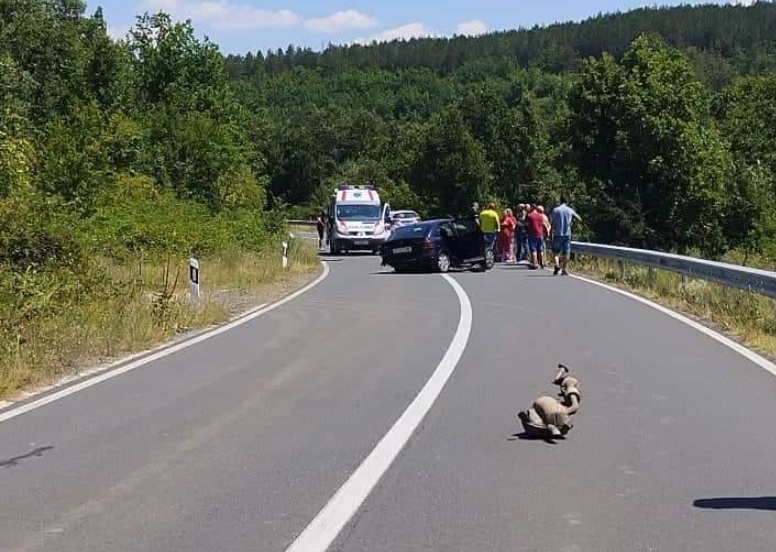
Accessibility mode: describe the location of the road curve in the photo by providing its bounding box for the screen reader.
[2,256,776,552]
[0,256,464,552]
[333,263,776,552]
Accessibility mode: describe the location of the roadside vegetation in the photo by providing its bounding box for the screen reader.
[4,1,776,396]
[572,255,776,360]
[0,3,319,398]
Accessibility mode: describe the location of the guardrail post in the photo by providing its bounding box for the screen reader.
[648,267,655,288]
[189,258,200,302]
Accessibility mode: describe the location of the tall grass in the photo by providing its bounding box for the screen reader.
[0,240,319,399]
[573,255,776,358]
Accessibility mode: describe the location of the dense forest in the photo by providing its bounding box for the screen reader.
[2,1,776,385]
[223,1,776,257]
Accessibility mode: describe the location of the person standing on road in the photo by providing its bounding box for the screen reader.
[499,208,517,263]
[469,202,481,222]
[316,211,327,250]
[550,196,582,276]
[479,203,500,253]
[537,205,551,250]
[525,205,547,270]
[515,205,528,262]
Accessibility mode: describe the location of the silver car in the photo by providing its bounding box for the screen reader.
[389,210,421,229]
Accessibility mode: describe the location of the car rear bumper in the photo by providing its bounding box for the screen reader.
[381,251,437,269]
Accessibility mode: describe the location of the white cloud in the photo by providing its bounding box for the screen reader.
[139,0,302,30]
[731,0,756,5]
[456,19,487,36]
[355,22,436,45]
[305,10,379,33]
[108,23,132,41]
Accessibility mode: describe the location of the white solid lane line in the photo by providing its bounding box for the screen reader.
[570,273,776,378]
[0,262,331,425]
[284,273,473,552]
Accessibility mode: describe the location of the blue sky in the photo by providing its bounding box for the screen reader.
[95,1,754,54]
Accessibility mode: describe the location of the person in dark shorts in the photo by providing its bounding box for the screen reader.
[515,205,528,262]
[525,205,547,270]
[550,196,582,276]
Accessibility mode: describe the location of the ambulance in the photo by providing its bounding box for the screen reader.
[327,184,391,255]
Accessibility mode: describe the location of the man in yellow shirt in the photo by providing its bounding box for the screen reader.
[478,203,500,252]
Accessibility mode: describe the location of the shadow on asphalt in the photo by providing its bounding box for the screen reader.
[319,252,377,259]
[507,432,563,445]
[0,446,55,468]
[693,497,776,511]
[370,268,479,275]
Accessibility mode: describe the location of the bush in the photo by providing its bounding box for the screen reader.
[0,191,84,271]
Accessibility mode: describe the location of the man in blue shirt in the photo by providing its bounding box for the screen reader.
[550,196,582,276]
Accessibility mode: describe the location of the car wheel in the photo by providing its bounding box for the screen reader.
[436,252,451,273]
[478,248,495,271]
[485,248,495,269]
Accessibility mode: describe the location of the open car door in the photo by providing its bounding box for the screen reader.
[449,218,483,262]
[381,203,392,231]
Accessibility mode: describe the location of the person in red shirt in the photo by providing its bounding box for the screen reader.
[498,208,517,263]
[525,205,547,270]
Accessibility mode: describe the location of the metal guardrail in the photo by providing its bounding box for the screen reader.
[572,242,776,299]
[288,215,776,298]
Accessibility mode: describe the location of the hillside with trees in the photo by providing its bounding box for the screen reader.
[2,0,776,393]
[226,1,776,258]
[0,0,312,396]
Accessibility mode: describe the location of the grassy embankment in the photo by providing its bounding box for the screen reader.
[0,240,320,400]
[572,253,776,359]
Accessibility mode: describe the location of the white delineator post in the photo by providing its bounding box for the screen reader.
[282,242,289,269]
[189,258,200,299]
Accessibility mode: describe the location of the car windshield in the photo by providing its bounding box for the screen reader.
[391,223,433,239]
[337,204,381,221]
[393,212,418,220]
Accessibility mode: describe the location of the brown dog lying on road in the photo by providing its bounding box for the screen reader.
[518,364,582,439]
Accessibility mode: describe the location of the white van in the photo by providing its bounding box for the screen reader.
[327,185,391,254]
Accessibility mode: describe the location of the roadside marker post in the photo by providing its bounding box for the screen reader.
[189,258,201,300]
[282,242,289,269]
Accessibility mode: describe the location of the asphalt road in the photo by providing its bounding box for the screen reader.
[2,255,775,552]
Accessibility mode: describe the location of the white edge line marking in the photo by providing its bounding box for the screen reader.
[0,305,268,405]
[570,273,776,378]
[284,273,473,552]
[0,262,331,424]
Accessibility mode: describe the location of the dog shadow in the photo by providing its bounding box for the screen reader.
[508,432,564,445]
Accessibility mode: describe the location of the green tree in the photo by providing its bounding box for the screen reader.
[411,108,491,216]
[568,35,731,253]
